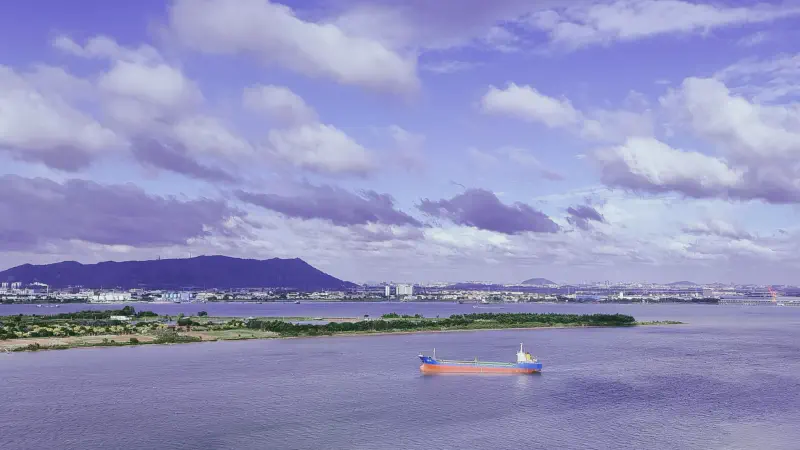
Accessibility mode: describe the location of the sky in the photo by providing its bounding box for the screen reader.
[1,0,800,285]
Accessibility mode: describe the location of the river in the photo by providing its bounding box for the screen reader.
[2,303,800,449]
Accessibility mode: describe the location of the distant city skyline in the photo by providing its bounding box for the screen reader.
[2,1,800,284]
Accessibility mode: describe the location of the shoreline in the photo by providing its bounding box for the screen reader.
[0,320,681,353]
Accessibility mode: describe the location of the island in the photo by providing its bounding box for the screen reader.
[0,307,682,352]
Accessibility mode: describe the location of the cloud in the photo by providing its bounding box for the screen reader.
[329,0,547,51]
[737,31,771,48]
[236,184,421,227]
[386,125,426,171]
[52,35,162,64]
[242,84,318,126]
[348,223,425,242]
[566,204,606,230]
[481,83,653,142]
[0,65,124,171]
[682,219,753,241]
[468,147,564,180]
[421,60,480,74]
[167,0,419,93]
[481,83,580,128]
[49,34,259,181]
[482,25,521,52]
[593,137,746,199]
[661,77,800,162]
[98,61,202,112]
[171,115,252,158]
[266,123,375,176]
[715,53,800,102]
[528,0,800,50]
[418,188,560,234]
[239,84,377,177]
[54,35,202,124]
[648,77,800,203]
[131,139,237,183]
[0,175,242,251]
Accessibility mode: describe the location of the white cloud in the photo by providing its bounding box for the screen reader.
[682,219,753,241]
[469,146,564,180]
[242,84,317,126]
[481,82,653,142]
[267,123,375,176]
[50,34,260,178]
[482,25,520,52]
[385,125,426,171]
[238,84,379,176]
[715,53,800,103]
[661,77,800,162]
[425,226,512,252]
[0,65,123,170]
[172,116,252,157]
[594,137,743,197]
[99,61,202,111]
[388,125,425,151]
[55,34,203,130]
[52,35,162,64]
[481,83,580,128]
[737,31,771,47]
[585,77,800,205]
[168,0,419,93]
[580,107,654,142]
[528,0,800,50]
[421,60,480,74]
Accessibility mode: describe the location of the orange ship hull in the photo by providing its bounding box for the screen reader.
[420,363,540,374]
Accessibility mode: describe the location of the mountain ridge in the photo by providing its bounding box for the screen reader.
[0,255,356,290]
[667,280,698,286]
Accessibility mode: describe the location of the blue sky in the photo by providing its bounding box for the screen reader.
[1,0,800,284]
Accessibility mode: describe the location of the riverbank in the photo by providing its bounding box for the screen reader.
[0,309,682,352]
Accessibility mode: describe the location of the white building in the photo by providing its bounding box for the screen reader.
[90,292,133,303]
[396,284,414,297]
[384,285,392,297]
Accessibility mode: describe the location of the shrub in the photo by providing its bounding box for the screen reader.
[152,329,201,344]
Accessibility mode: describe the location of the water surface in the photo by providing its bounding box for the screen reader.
[2,304,799,449]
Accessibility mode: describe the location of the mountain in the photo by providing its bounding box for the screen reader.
[667,281,698,286]
[0,256,357,290]
[521,277,556,286]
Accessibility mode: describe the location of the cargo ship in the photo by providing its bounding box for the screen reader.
[418,343,542,374]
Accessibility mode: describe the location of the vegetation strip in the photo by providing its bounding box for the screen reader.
[0,308,681,352]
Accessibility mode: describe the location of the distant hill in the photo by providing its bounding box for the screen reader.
[521,277,556,286]
[0,255,356,290]
[667,281,698,286]
[446,282,504,291]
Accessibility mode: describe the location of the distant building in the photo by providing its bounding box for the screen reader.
[10,282,22,289]
[163,292,192,302]
[1,282,8,289]
[384,285,392,297]
[397,284,414,297]
[90,292,132,303]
